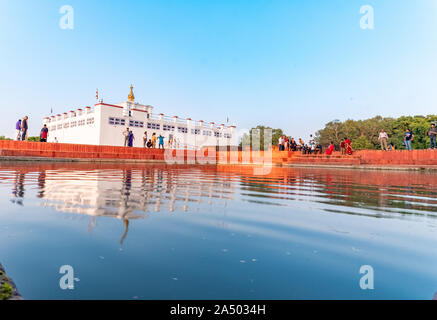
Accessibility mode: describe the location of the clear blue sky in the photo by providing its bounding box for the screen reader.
[1,0,437,139]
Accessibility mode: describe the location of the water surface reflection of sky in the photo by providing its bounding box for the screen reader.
[1,162,437,299]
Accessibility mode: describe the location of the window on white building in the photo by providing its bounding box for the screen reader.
[163,124,175,131]
[147,122,160,130]
[109,117,127,126]
[202,130,212,136]
[87,117,94,125]
[70,121,77,128]
[191,129,200,135]
[178,127,188,133]
[129,120,144,128]
[57,124,63,130]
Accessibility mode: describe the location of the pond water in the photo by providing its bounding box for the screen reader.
[0,162,436,300]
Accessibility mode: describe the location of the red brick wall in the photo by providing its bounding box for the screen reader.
[1,140,437,166]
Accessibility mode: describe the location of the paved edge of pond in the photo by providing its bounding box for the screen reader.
[0,263,23,300]
[0,156,167,163]
[282,163,437,172]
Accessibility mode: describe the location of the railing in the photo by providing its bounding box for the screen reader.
[45,107,94,123]
[148,114,224,129]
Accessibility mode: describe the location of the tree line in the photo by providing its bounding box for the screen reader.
[239,115,437,151]
[315,115,437,150]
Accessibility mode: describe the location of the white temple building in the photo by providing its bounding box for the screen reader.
[43,85,237,149]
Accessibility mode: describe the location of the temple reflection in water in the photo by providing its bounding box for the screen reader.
[4,163,437,241]
[38,168,233,218]
[5,164,235,243]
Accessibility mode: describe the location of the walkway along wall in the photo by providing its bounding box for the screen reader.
[1,140,437,167]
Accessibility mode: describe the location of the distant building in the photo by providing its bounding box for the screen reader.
[43,85,237,149]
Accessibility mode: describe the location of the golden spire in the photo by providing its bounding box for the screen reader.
[128,84,135,102]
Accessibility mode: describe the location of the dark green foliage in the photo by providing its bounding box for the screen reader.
[0,282,12,300]
[316,115,437,150]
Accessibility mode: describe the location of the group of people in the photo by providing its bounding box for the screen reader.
[278,134,354,156]
[15,117,29,141]
[378,124,437,151]
[278,123,437,156]
[339,137,353,155]
[123,128,172,149]
[15,117,57,143]
[278,135,323,154]
[324,138,353,156]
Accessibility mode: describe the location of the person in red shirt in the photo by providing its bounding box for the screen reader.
[40,124,49,142]
[340,139,346,155]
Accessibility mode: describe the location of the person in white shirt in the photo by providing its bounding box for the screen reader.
[378,129,389,151]
[122,128,130,147]
[308,134,315,146]
[278,136,284,151]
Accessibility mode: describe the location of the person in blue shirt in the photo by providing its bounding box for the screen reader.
[128,130,134,147]
[158,135,165,149]
[404,128,414,151]
[15,119,22,141]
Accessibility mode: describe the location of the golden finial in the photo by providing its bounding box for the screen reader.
[128,84,135,102]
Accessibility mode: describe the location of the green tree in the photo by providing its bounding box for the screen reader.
[351,136,373,150]
[316,115,437,150]
[240,125,284,151]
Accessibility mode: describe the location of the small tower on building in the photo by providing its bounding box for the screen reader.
[123,84,135,117]
[128,84,135,102]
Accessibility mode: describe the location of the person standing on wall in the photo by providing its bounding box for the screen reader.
[404,128,414,151]
[151,133,156,148]
[344,137,353,155]
[278,136,283,151]
[378,129,389,151]
[158,134,165,149]
[143,131,148,148]
[128,130,134,147]
[21,116,29,141]
[123,127,130,147]
[428,123,437,149]
[40,124,49,142]
[15,119,22,141]
[340,138,346,155]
